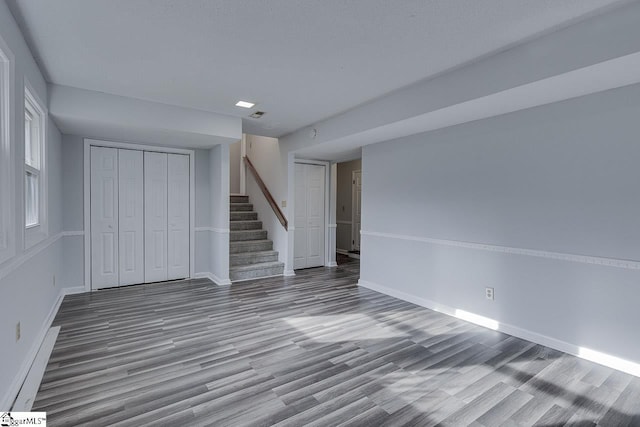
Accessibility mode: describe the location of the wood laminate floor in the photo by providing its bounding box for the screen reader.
[34,260,640,426]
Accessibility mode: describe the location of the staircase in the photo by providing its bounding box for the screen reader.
[229,195,285,282]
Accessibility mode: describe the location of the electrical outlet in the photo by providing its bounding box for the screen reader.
[16,322,21,341]
[485,287,494,301]
[281,200,287,208]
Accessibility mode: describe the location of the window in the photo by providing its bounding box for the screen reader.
[24,101,40,227]
[24,83,47,247]
[0,37,13,264]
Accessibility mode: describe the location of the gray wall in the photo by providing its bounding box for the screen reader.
[336,159,361,251]
[0,1,68,408]
[229,140,241,194]
[209,144,230,282]
[246,135,288,264]
[361,82,640,365]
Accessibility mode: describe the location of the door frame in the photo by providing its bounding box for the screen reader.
[351,169,362,251]
[83,138,195,292]
[293,159,331,268]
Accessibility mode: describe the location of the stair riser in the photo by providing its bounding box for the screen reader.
[230,204,253,212]
[230,241,273,253]
[230,230,268,241]
[230,221,263,231]
[231,212,258,221]
[230,253,279,266]
[230,265,284,281]
[230,195,249,203]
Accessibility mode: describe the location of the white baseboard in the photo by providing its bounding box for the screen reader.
[1,284,83,410]
[194,272,231,286]
[337,249,360,260]
[13,326,60,411]
[326,262,338,268]
[358,279,640,378]
[283,270,296,277]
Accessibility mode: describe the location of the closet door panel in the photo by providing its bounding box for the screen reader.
[305,164,325,268]
[167,154,190,280]
[118,149,144,285]
[144,152,168,283]
[91,146,119,289]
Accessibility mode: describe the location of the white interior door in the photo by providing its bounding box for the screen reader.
[144,152,168,283]
[352,170,362,251]
[294,163,307,270]
[90,146,119,289]
[118,149,144,286]
[294,163,325,269]
[167,154,190,280]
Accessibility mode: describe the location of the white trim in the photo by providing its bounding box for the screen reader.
[336,220,352,225]
[328,223,337,228]
[194,227,230,233]
[23,78,48,250]
[239,134,247,195]
[84,138,195,155]
[0,232,61,281]
[326,262,338,267]
[83,138,196,291]
[351,169,361,251]
[358,278,640,378]
[0,33,15,265]
[361,230,640,271]
[337,248,361,259]
[283,269,295,277]
[1,285,84,410]
[0,231,84,280]
[194,271,232,286]
[230,273,283,283]
[13,326,60,411]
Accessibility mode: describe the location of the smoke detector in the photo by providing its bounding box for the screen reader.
[249,111,265,119]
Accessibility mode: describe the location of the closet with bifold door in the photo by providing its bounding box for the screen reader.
[90,146,190,289]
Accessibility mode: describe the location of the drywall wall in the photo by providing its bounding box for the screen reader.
[229,140,241,194]
[209,144,230,284]
[49,83,242,149]
[336,159,361,251]
[360,81,640,367]
[194,148,211,275]
[245,134,288,265]
[0,2,73,409]
[280,1,640,159]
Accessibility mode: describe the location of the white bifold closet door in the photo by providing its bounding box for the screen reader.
[91,147,190,289]
[118,149,144,286]
[144,152,190,283]
[91,147,120,289]
[294,163,325,269]
[144,152,169,283]
[167,154,190,280]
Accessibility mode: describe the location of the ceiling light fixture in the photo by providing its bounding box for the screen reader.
[235,101,255,108]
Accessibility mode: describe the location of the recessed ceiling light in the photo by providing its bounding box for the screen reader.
[235,101,255,108]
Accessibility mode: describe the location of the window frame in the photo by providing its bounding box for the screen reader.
[23,79,48,248]
[0,35,14,265]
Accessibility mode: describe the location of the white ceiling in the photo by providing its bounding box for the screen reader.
[7,0,631,138]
